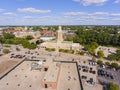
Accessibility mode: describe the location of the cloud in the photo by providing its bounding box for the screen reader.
[65,12,86,16]
[64,11,120,23]
[3,12,17,16]
[0,8,5,12]
[92,12,109,15]
[23,16,34,19]
[114,0,120,3]
[111,13,120,16]
[65,11,109,16]
[73,0,108,6]
[17,7,51,13]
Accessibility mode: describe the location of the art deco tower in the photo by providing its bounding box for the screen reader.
[57,26,63,43]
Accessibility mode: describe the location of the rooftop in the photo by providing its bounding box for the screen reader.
[43,62,60,82]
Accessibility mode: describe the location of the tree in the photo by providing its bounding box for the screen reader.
[108,82,119,90]
[28,43,37,49]
[97,50,104,58]
[3,33,15,39]
[97,60,103,65]
[3,49,10,54]
[91,42,99,48]
[26,35,34,40]
[111,63,119,69]
[107,54,116,61]
[105,62,110,66]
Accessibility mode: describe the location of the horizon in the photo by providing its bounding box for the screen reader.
[0,0,120,25]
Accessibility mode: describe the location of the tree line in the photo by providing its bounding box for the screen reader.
[0,33,37,49]
[73,27,120,46]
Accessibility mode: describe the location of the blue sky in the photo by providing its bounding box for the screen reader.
[0,0,120,25]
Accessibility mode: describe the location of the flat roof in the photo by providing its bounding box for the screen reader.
[43,62,60,82]
[0,61,44,90]
[57,62,81,90]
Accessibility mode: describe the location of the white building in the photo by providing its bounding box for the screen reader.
[40,26,81,50]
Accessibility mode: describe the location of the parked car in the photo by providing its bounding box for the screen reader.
[81,75,87,79]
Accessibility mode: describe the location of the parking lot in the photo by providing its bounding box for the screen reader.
[77,60,103,90]
[98,67,120,89]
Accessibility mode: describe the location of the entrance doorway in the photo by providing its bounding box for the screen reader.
[44,68,48,71]
[45,84,48,88]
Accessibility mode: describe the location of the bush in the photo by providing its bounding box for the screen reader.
[71,50,74,54]
[97,60,103,65]
[45,48,56,52]
[3,49,10,54]
[108,82,119,90]
[107,54,116,61]
[59,49,74,54]
[3,33,15,39]
[105,62,110,66]
[111,63,119,69]
[59,49,64,52]
[26,35,34,40]
[76,51,85,55]
[97,50,104,58]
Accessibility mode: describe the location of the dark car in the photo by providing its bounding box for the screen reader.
[110,75,114,79]
[92,71,96,74]
[81,75,87,79]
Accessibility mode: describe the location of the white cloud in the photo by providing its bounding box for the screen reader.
[111,13,120,16]
[65,12,86,16]
[17,7,51,13]
[23,16,33,19]
[0,8,5,12]
[64,11,120,23]
[114,0,120,3]
[65,11,109,16]
[3,12,17,16]
[92,12,109,15]
[73,0,108,6]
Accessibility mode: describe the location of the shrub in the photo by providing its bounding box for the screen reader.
[97,60,103,65]
[105,62,110,66]
[97,50,104,58]
[26,35,34,40]
[45,48,56,52]
[3,49,10,54]
[108,82,119,90]
[76,51,85,55]
[111,63,119,69]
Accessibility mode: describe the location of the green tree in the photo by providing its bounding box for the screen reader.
[97,60,103,65]
[26,35,34,40]
[107,54,116,61]
[105,62,110,66]
[3,33,15,39]
[111,63,119,69]
[97,50,104,58]
[91,42,99,48]
[3,49,10,54]
[108,82,119,90]
[28,43,37,49]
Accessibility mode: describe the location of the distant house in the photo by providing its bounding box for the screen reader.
[4,29,15,34]
[14,31,40,39]
[40,30,56,37]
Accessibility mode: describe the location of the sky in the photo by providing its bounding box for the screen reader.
[0,0,120,25]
